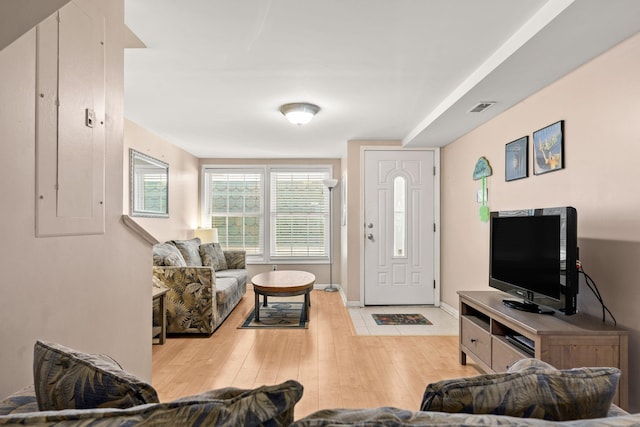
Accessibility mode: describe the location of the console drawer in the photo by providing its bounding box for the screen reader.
[461,316,491,365]
[491,336,529,372]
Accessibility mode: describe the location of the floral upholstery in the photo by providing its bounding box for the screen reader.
[420,360,620,421]
[0,380,303,426]
[153,267,216,334]
[291,407,636,426]
[152,243,186,267]
[0,386,38,415]
[199,243,227,271]
[223,250,246,269]
[152,239,247,335]
[33,341,159,411]
[171,238,203,266]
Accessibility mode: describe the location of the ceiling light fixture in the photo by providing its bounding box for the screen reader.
[279,102,320,125]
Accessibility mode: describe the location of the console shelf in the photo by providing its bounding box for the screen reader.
[458,291,628,409]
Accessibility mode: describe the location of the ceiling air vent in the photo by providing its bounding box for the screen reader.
[469,102,496,113]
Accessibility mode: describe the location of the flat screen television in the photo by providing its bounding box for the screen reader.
[489,206,578,315]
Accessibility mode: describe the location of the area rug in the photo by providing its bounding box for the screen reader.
[239,298,308,329]
[371,313,433,325]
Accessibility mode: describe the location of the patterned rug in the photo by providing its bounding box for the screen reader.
[371,313,433,325]
[239,298,308,329]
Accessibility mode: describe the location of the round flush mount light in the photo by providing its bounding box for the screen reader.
[279,102,320,125]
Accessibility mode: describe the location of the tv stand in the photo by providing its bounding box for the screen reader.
[459,291,628,409]
[502,299,554,315]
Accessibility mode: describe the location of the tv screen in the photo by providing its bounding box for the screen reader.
[489,207,578,315]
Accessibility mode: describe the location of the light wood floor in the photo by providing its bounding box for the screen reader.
[152,288,482,418]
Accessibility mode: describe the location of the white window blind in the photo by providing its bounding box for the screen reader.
[270,169,330,259]
[202,169,264,257]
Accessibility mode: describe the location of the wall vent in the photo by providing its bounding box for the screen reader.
[469,102,496,113]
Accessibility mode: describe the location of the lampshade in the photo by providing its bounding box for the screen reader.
[323,178,338,189]
[280,103,320,125]
[193,228,219,244]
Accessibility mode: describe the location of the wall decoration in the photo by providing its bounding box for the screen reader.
[505,136,528,181]
[473,157,492,222]
[533,120,564,175]
[130,149,169,218]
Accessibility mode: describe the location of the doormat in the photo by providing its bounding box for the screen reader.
[239,300,308,329]
[371,313,432,325]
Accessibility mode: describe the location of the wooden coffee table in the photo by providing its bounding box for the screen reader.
[251,270,315,322]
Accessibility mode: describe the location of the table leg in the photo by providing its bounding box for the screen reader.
[304,291,310,321]
[254,292,260,322]
[263,295,268,307]
[159,294,166,344]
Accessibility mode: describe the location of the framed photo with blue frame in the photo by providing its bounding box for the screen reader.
[533,120,564,175]
[505,136,528,181]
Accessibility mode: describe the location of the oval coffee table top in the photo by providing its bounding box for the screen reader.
[251,270,316,293]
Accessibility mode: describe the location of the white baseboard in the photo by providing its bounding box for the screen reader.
[440,301,459,319]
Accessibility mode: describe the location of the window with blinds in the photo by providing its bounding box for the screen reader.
[202,165,332,263]
[202,169,264,257]
[270,169,330,259]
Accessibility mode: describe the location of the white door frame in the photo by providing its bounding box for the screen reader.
[359,146,441,307]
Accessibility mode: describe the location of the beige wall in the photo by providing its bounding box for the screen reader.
[198,158,341,285]
[441,33,640,410]
[124,119,200,242]
[0,0,152,398]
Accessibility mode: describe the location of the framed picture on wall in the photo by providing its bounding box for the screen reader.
[505,136,528,181]
[533,120,564,175]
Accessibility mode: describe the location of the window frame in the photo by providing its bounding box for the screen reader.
[201,164,333,264]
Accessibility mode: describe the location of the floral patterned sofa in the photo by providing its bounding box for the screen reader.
[152,238,247,335]
[292,359,633,426]
[2,342,637,426]
[0,341,302,426]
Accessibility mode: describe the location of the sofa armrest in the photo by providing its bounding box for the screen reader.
[152,266,218,334]
[223,251,246,269]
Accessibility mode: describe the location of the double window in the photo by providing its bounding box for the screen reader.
[202,165,332,263]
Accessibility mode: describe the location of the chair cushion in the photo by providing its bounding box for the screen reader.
[170,238,203,266]
[420,364,620,421]
[33,341,159,411]
[152,243,186,267]
[200,243,228,271]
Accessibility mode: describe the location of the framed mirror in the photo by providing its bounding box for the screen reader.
[129,149,169,217]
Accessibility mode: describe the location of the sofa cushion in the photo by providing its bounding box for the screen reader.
[0,385,38,416]
[215,268,248,288]
[291,407,635,427]
[170,238,203,266]
[33,341,159,411]
[507,358,556,373]
[215,277,239,305]
[152,243,187,267]
[420,365,620,421]
[200,242,228,271]
[0,380,303,426]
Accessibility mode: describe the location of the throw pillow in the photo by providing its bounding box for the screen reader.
[152,242,187,267]
[33,340,159,411]
[170,238,203,266]
[507,358,556,373]
[200,243,228,271]
[420,366,620,421]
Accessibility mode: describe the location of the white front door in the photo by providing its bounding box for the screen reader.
[363,149,436,305]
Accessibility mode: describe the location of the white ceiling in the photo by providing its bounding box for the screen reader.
[124,0,640,159]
